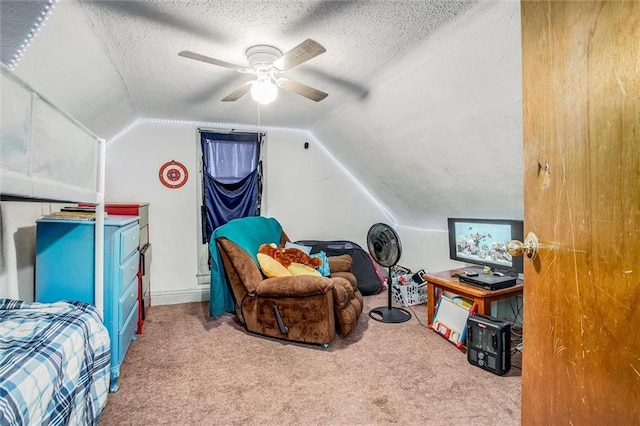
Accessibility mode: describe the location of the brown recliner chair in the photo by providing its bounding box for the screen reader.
[216,233,363,346]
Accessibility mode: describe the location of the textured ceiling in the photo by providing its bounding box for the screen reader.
[8,0,479,131]
[0,1,50,65]
[1,0,526,232]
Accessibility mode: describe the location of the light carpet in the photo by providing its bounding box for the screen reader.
[98,291,521,425]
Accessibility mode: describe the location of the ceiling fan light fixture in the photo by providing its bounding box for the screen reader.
[251,79,278,105]
[179,39,327,104]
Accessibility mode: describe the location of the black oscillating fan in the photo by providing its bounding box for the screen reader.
[367,223,411,323]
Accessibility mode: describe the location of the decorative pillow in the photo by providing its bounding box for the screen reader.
[287,262,322,277]
[257,253,292,278]
[284,242,312,255]
[311,251,330,277]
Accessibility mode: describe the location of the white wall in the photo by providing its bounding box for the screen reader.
[396,227,466,274]
[263,131,393,245]
[0,202,69,299]
[312,0,524,273]
[105,120,391,304]
[105,122,201,304]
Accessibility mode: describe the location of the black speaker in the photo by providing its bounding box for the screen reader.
[466,314,511,376]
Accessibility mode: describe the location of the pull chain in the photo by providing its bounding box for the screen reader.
[257,103,261,128]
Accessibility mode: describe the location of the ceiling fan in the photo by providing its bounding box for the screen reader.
[178,39,328,105]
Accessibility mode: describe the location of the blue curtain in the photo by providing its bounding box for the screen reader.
[200,132,261,241]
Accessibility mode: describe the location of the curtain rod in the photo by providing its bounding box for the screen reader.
[197,127,265,137]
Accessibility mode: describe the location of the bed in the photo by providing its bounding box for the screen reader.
[1,63,106,313]
[1,64,99,203]
[1,61,110,423]
[0,299,110,425]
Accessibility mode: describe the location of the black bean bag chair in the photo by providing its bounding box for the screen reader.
[294,240,384,296]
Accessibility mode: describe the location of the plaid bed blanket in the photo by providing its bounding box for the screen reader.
[0,299,110,425]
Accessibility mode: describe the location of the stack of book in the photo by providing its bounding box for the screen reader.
[43,206,108,221]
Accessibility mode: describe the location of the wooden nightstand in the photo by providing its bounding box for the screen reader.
[424,269,524,326]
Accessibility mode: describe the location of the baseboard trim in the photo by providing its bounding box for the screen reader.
[151,287,210,306]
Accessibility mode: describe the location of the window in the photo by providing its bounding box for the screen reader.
[196,130,264,283]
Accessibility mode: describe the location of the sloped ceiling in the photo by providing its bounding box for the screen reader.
[2,0,523,230]
[313,1,524,229]
[2,0,481,135]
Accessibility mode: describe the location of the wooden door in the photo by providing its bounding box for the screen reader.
[520,1,639,424]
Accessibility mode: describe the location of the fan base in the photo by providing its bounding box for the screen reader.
[368,306,412,323]
[246,45,282,69]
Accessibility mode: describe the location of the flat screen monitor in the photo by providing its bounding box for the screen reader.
[447,218,524,274]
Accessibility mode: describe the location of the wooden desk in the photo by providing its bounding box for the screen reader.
[424,269,524,325]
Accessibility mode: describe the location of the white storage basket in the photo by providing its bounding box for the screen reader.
[392,274,427,306]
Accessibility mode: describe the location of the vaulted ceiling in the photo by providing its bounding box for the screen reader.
[1,0,524,230]
[2,0,480,136]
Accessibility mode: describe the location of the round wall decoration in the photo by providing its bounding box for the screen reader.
[159,161,189,189]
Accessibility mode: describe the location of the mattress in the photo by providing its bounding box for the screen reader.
[0,299,111,425]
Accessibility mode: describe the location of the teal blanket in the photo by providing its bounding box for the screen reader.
[209,216,282,316]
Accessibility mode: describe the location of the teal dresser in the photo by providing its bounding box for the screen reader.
[35,215,140,392]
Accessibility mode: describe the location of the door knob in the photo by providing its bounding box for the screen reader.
[506,231,539,260]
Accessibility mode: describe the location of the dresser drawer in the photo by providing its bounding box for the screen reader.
[118,277,138,328]
[119,251,140,294]
[119,224,140,262]
[118,303,139,362]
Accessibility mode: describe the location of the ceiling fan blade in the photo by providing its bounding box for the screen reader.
[278,79,328,102]
[221,82,252,102]
[178,51,247,71]
[272,39,326,71]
